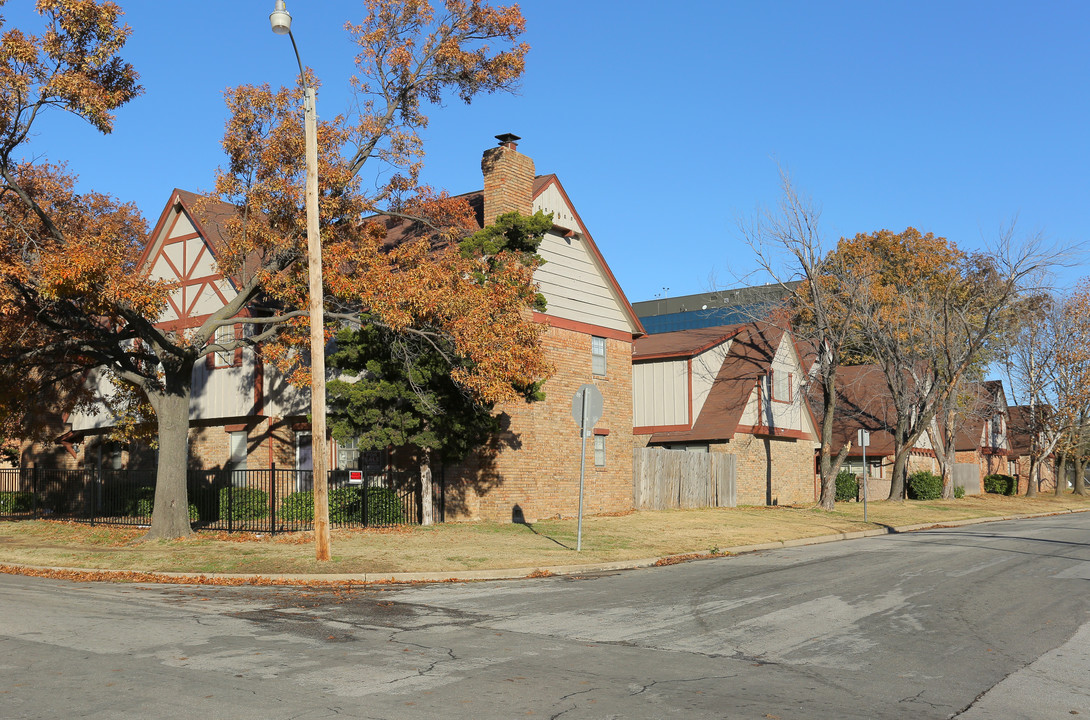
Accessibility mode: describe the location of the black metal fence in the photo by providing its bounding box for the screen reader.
[0,465,420,533]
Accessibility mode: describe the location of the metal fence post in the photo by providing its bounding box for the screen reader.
[227,473,233,533]
[32,465,39,520]
[269,463,277,536]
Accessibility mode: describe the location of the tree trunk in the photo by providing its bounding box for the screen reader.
[420,449,434,526]
[1025,454,1038,497]
[1075,456,1087,496]
[888,450,909,500]
[1055,455,1065,496]
[144,389,194,540]
[816,377,845,511]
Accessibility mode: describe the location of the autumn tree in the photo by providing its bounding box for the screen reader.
[743,171,865,510]
[326,210,552,525]
[1049,281,1090,496]
[0,1,545,540]
[833,228,1051,500]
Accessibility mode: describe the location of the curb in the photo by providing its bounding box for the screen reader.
[2,507,1088,587]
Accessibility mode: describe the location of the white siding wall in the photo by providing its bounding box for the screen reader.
[633,359,688,428]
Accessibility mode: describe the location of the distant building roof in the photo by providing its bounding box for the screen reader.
[632,283,799,334]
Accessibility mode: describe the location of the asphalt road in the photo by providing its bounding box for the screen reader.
[1,513,1089,719]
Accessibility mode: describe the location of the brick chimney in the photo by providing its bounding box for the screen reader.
[481,133,535,226]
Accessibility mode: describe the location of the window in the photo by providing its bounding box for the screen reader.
[772,370,792,402]
[214,325,235,367]
[594,435,606,467]
[336,437,359,471]
[296,432,313,471]
[108,444,123,470]
[228,430,248,486]
[591,336,607,376]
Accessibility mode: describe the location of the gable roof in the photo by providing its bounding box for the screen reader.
[644,322,811,444]
[633,325,743,361]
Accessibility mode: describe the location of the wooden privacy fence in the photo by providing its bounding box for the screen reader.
[952,463,980,494]
[633,448,736,510]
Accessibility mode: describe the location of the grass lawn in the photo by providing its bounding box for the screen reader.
[0,493,1087,580]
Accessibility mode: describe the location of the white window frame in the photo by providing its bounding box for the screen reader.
[214,324,235,367]
[594,435,606,467]
[591,336,607,376]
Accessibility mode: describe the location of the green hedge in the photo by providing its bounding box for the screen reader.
[907,470,944,500]
[0,490,34,513]
[835,471,859,502]
[984,474,1016,496]
[219,487,269,521]
[279,486,405,525]
[121,486,198,522]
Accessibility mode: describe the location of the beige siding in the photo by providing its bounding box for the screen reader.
[532,185,635,334]
[170,213,197,239]
[691,339,732,421]
[739,338,815,440]
[534,183,581,233]
[262,362,309,418]
[633,359,688,428]
[67,369,118,432]
[191,355,258,419]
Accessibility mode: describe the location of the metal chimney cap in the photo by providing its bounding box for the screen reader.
[495,133,521,147]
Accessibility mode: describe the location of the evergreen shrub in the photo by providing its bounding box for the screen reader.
[835,471,859,502]
[983,474,1016,496]
[279,486,405,525]
[0,491,34,513]
[907,470,944,500]
[219,487,269,521]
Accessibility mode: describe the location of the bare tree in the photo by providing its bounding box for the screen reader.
[741,170,864,509]
[840,228,1058,500]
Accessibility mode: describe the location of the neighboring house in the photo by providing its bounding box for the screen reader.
[632,322,820,506]
[26,135,645,523]
[1006,404,1058,493]
[825,365,940,499]
[946,380,1013,492]
[42,188,311,478]
[829,369,1017,496]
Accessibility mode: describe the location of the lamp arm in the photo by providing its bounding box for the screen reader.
[287,29,306,89]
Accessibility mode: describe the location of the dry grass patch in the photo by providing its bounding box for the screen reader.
[0,493,1087,579]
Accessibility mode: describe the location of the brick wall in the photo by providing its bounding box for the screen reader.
[443,325,635,522]
[709,434,817,506]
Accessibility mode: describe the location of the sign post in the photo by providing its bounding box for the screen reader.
[571,383,603,552]
[857,429,871,522]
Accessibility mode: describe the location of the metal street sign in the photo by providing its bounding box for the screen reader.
[856,429,871,447]
[571,383,603,436]
[571,383,604,553]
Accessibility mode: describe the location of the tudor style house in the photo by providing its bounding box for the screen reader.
[27,135,644,523]
[631,322,820,505]
[441,136,645,522]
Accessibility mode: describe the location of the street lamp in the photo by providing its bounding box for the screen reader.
[270,0,331,561]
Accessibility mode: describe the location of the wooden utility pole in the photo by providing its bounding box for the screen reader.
[304,84,331,561]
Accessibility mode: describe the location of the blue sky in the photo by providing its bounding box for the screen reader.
[7,1,1089,303]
